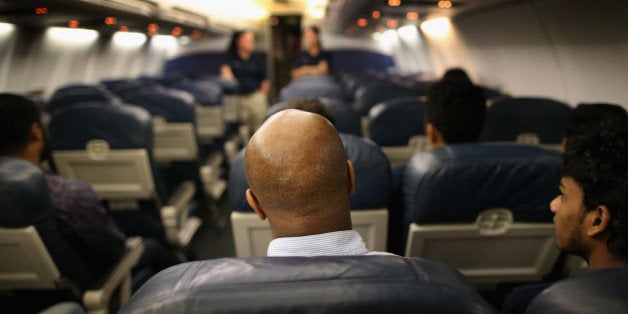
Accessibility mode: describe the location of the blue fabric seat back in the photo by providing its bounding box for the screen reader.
[526,267,628,314]
[279,75,346,102]
[51,84,113,99]
[481,97,572,143]
[0,157,92,289]
[229,134,392,212]
[165,79,223,107]
[47,94,115,115]
[368,96,425,146]
[124,88,195,123]
[119,256,495,314]
[48,104,153,151]
[354,84,424,116]
[340,134,392,209]
[403,143,561,231]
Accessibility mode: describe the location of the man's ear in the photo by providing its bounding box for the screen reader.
[347,160,355,195]
[587,205,612,237]
[426,123,444,147]
[29,122,44,143]
[246,188,266,221]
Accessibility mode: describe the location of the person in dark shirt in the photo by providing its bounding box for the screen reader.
[0,93,180,281]
[221,30,269,132]
[501,103,628,314]
[291,26,330,78]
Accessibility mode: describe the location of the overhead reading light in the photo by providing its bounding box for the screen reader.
[357,18,368,27]
[372,11,381,19]
[35,7,48,15]
[151,35,177,48]
[104,17,117,25]
[46,27,99,44]
[420,17,451,37]
[387,20,399,28]
[406,12,419,21]
[113,31,146,47]
[0,22,15,36]
[438,0,453,9]
[172,27,183,37]
[68,20,80,28]
[398,25,418,40]
[388,0,401,7]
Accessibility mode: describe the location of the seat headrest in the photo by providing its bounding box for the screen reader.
[340,133,392,209]
[48,103,153,150]
[482,97,572,143]
[526,267,628,314]
[403,143,561,226]
[279,74,346,102]
[120,256,495,314]
[0,157,53,227]
[368,96,425,146]
[124,88,195,123]
[229,134,392,212]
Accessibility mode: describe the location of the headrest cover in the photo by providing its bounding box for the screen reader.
[368,97,425,146]
[0,157,53,227]
[526,267,628,314]
[403,143,561,227]
[120,256,495,314]
[48,104,153,150]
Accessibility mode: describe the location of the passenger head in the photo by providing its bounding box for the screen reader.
[244,109,354,238]
[0,93,48,163]
[551,115,628,268]
[285,98,334,125]
[227,30,255,56]
[424,81,486,147]
[304,26,321,50]
[562,103,627,152]
[441,68,472,85]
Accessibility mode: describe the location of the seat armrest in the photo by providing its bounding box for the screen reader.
[83,237,144,314]
[161,181,199,247]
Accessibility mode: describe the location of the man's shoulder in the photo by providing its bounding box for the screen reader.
[45,173,94,195]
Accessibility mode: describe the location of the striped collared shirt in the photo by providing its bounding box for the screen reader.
[267,230,394,256]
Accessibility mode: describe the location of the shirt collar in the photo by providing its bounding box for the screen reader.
[267,230,370,257]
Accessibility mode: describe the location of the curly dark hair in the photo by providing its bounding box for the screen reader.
[226,31,250,56]
[425,81,486,144]
[562,114,628,259]
[0,93,42,155]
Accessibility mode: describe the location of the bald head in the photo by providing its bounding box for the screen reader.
[245,109,354,237]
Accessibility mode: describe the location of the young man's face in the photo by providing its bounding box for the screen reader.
[550,176,588,255]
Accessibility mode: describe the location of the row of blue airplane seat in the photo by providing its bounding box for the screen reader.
[46,73,571,146]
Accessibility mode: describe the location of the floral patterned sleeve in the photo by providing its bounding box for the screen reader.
[46,174,126,273]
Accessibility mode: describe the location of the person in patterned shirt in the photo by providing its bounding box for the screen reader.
[0,93,179,281]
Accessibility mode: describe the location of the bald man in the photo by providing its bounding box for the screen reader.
[245,109,392,256]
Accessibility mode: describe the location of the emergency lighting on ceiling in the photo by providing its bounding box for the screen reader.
[35,7,49,15]
[68,20,80,28]
[372,10,381,19]
[147,23,159,32]
[0,22,15,36]
[398,25,418,40]
[357,18,368,27]
[46,27,99,44]
[388,0,401,7]
[172,27,183,37]
[420,17,451,37]
[152,34,177,48]
[113,31,146,47]
[191,29,202,38]
[406,12,419,21]
[387,19,399,28]
[438,0,453,9]
[119,26,129,32]
[104,17,117,25]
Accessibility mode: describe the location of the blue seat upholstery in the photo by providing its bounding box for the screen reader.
[0,157,91,289]
[526,267,628,314]
[279,75,346,102]
[481,97,572,143]
[124,88,196,123]
[354,84,424,116]
[48,104,154,152]
[51,84,113,99]
[229,134,392,212]
[119,256,495,314]
[368,96,425,146]
[403,143,561,231]
[165,79,223,106]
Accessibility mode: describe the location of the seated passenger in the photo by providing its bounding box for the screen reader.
[425,80,486,147]
[501,106,628,314]
[244,109,392,256]
[284,98,334,124]
[441,67,472,85]
[560,102,627,152]
[291,26,330,79]
[0,93,180,281]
